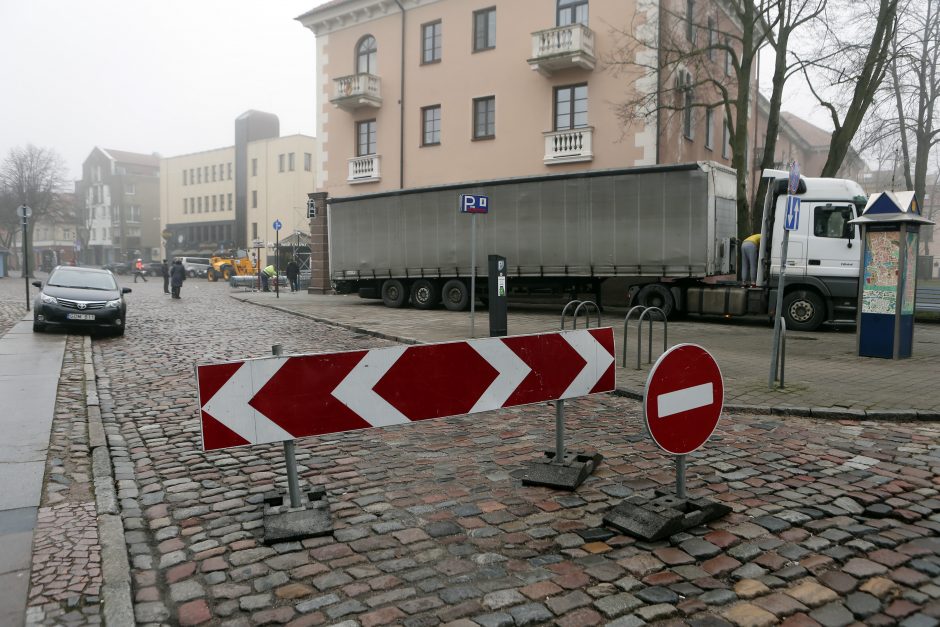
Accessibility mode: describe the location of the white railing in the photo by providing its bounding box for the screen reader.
[543,127,594,164]
[347,154,381,182]
[531,23,595,62]
[332,73,382,105]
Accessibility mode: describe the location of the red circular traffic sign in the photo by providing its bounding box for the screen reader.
[643,343,724,455]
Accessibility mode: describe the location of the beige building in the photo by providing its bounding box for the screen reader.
[160,111,317,260]
[297,0,748,199]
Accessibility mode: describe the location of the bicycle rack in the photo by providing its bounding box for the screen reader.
[522,301,604,491]
[636,307,667,370]
[621,305,647,368]
[560,299,600,330]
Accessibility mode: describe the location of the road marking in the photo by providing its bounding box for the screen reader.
[656,382,713,418]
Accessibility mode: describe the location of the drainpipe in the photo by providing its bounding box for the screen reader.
[394,0,406,189]
[655,0,663,164]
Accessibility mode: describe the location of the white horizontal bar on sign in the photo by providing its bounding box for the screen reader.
[656,382,713,418]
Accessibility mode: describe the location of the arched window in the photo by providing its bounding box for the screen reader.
[356,35,377,74]
[557,0,588,26]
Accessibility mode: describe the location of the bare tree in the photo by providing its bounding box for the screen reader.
[0,145,69,276]
[799,0,900,176]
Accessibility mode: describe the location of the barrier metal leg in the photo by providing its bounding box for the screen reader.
[554,400,565,463]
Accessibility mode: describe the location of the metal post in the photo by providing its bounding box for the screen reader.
[273,344,302,508]
[470,213,476,337]
[778,322,786,388]
[769,230,790,388]
[23,216,30,311]
[554,399,565,464]
[676,455,686,499]
[275,230,280,299]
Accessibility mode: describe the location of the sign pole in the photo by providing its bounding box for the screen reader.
[23,215,30,311]
[470,213,476,338]
[273,344,302,508]
[770,162,799,388]
[676,455,686,499]
[273,219,283,299]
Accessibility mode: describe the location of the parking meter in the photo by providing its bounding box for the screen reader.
[488,254,507,337]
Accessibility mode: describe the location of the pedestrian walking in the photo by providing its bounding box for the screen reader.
[260,264,276,292]
[170,259,186,298]
[741,233,760,286]
[161,259,170,294]
[133,258,148,283]
[286,258,300,292]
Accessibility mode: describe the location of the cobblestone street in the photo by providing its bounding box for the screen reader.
[1,274,939,626]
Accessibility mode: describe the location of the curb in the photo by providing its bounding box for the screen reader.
[84,336,135,626]
[234,294,938,422]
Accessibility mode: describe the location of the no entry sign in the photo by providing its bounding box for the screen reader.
[643,344,723,455]
[197,328,615,451]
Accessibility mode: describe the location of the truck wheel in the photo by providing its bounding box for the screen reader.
[207,269,218,282]
[442,280,469,311]
[410,279,438,310]
[221,266,234,280]
[636,284,675,317]
[381,279,407,308]
[783,290,825,331]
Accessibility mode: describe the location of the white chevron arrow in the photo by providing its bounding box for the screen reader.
[202,358,294,445]
[332,345,411,427]
[467,338,532,413]
[560,329,614,399]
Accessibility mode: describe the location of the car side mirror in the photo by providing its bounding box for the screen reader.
[122,287,132,294]
[32,281,42,288]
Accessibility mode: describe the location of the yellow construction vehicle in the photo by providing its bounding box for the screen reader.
[206,249,257,282]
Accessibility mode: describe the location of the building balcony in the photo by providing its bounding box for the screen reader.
[330,74,382,111]
[528,23,596,76]
[347,154,381,183]
[543,127,594,164]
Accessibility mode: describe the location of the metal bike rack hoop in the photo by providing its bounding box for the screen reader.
[572,300,601,329]
[636,307,667,370]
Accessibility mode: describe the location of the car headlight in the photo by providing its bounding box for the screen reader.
[106,299,122,308]
[40,293,57,305]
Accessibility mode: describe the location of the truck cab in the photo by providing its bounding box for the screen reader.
[758,171,868,330]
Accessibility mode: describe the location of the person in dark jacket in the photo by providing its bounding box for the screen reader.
[170,259,186,299]
[286,258,300,292]
[161,259,170,294]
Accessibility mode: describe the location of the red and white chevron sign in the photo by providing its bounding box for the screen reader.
[196,328,615,451]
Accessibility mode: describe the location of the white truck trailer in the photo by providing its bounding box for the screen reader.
[327,162,867,331]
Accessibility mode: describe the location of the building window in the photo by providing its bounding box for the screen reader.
[212,195,217,212]
[192,168,197,184]
[204,166,208,181]
[183,198,188,214]
[125,183,135,195]
[356,35,377,74]
[183,170,188,185]
[725,38,733,75]
[252,222,258,240]
[227,193,233,210]
[288,153,295,171]
[357,120,377,156]
[705,107,714,150]
[422,20,442,64]
[252,190,258,208]
[681,71,693,139]
[227,162,232,179]
[205,196,209,212]
[554,84,588,130]
[212,164,217,181]
[557,0,588,26]
[686,0,695,42]
[473,96,495,139]
[279,154,285,172]
[304,153,312,171]
[197,197,203,213]
[473,8,496,51]
[129,206,140,222]
[707,17,715,60]
[219,193,224,210]
[722,119,730,159]
[422,105,442,146]
[251,158,257,176]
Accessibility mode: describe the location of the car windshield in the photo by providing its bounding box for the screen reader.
[48,269,118,290]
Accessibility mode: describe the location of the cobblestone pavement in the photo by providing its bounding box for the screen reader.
[232,291,940,414]
[80,278,940,626]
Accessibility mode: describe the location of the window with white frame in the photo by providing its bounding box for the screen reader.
[289,153,295,171]
[422,20,442,63]
[304,153,312,171]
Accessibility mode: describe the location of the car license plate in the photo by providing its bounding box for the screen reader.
[67,313,96,321]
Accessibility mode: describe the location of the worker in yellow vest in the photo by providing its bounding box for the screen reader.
[741,234,761,286]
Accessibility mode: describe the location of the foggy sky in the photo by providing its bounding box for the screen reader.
[0,0,328,182]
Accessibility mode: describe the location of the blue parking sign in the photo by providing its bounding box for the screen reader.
[273,219,282,231]
[784,195,800,231]
[459,194,489,214]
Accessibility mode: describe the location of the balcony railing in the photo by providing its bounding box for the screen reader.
[543,127,594,164]
[330,73,382,111]
[347,154,381,183]
[528,23,596,76]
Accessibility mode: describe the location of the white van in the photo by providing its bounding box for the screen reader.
[178,257,212,278]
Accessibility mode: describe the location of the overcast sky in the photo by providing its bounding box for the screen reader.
[0,0,328,181]
[0,1,828,184]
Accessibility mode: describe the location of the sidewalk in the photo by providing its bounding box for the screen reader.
[232,290,940,417]
[0,317,67,627]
